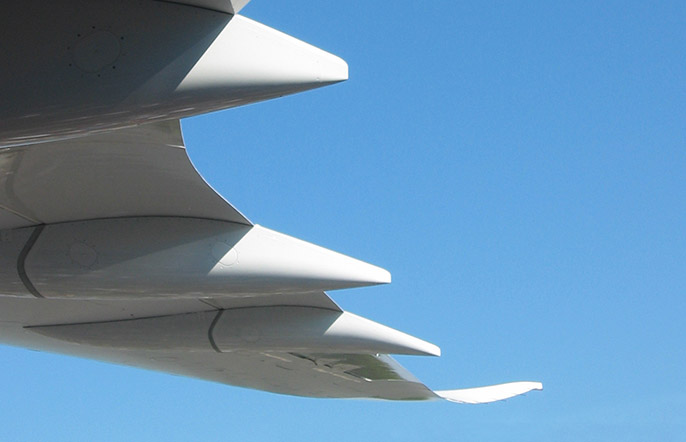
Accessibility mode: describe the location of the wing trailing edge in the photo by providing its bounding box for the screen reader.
[27,307,541,403]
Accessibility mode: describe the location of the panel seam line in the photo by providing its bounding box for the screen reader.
[17,224,45,298]
[208,309,224,352]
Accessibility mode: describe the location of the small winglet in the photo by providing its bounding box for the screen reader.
[435,381,543,404]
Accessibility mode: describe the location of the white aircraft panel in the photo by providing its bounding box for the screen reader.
[0,120,250,230]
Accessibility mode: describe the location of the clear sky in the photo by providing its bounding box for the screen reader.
[2,1,685,441]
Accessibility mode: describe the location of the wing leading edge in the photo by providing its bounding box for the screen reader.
[0,121,542,403]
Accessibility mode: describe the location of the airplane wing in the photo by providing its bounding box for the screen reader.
[30,313,543,402]
[0,120,249,230]
[0,122,542,403]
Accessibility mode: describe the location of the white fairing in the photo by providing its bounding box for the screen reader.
[7,220,390,299]
[0,1,542,403]
[31,307,440,356]
[0,1,346,146]
[177,16,348,92]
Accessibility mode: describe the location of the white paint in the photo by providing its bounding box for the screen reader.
[23,218,390,299]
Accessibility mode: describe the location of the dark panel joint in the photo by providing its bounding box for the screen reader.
[17,224,45,298]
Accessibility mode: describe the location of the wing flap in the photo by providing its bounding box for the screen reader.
[0,120,250,230]
[26,303,541,402]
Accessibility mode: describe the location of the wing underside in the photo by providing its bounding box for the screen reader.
[0,121,542,403]
[27,302,541,402]
[0,120,250,230]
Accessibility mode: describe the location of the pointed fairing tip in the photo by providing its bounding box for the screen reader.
[435,381,543,404]
[232,225,391,291]
[333,312,441,356]
[177,15,349,104]
[316,51,348,85]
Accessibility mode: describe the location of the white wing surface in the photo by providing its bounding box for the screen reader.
[0,122,541,403]
[27,307,540,401]
[0,120,249,230]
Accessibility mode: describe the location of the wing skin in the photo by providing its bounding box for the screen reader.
[0,121,542,403]
[28,308,440,400]
[0,121,250,230]
[28,307,541,402]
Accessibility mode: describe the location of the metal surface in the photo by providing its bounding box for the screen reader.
[0,120,249,229]
[0,0,542,403]
[10,218,390,299]
[0,1,346,145]
[31,307,440,356]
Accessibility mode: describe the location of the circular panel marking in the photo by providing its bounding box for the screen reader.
[211,242,238,267]
[72,31,121,73]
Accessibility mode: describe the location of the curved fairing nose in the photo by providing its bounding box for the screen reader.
[213,224,391,291]
[177,15,348,97]
[0,8,348,145]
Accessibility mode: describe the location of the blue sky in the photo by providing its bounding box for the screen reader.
[2,1,685,441]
